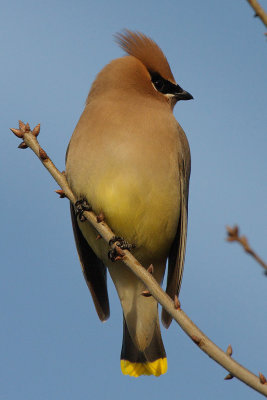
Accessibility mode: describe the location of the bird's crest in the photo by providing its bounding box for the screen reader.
[115,30,175,83]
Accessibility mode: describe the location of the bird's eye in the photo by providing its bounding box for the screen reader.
[153,78,164,91]
[151,73,165,92]
[150,72,181,96]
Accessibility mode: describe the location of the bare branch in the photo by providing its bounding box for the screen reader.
[226,225,267,273]
[11,122,267,397]
[246,0,267,29]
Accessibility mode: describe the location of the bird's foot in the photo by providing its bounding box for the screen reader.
[109,236,136,251]
[75,199,92,222]
[108,236,136,262]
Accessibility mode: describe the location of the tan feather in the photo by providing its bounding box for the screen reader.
[115,29,175,83]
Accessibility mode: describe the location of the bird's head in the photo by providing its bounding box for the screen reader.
[87,30,193,110]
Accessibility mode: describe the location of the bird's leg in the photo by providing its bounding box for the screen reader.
[108,236,136,262]
[75,199,92,222]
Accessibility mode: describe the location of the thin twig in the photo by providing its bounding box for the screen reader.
[226,225,267,273]
[10,121,267,397]
[246,0,267,28]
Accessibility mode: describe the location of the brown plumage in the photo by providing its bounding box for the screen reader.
[65,30,193,377]
[115,30,175,82]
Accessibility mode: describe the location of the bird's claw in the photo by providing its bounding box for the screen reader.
[109,236,135,251]
[108,248,123,262]
[108,236,136,262]
[75,199,92,222]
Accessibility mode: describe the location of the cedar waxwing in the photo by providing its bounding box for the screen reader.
[65,30,192,377]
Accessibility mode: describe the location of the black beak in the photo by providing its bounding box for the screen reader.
[174,87,194,101]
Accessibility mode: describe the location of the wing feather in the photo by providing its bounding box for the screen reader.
[162,137,190,328]
[70,204,110,321]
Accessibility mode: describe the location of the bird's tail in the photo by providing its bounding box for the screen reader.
[120,316,167,377]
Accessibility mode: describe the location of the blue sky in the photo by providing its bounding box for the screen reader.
[1,1,267,399]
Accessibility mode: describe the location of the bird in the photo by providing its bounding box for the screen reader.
[65,30,192,377]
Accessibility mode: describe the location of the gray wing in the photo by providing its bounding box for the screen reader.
[162,130,191,328]
[70,204,110,321]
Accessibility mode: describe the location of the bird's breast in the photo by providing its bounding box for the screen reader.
[66,101,181,260]
[93,167,179,259]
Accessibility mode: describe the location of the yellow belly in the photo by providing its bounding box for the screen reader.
[80,168,180,261]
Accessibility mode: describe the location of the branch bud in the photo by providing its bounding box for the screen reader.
[18,142,28,149]
[55,189,66,198]
[25,122,30,132]
[39,148,48,161]
[18,120,26,133]
[97,212,105,223]
[259,372,267,384]
[32,123,41,137]
[224,373,234,380]
[147,264,154,274]
[226,225,239,241]
[226,344,233,356]
[174,295,181,309]
[141,290,151,297]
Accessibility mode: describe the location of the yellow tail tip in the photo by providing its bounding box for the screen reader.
[120,358,168,377]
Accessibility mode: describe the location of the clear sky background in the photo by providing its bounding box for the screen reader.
[1,1,267,399]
